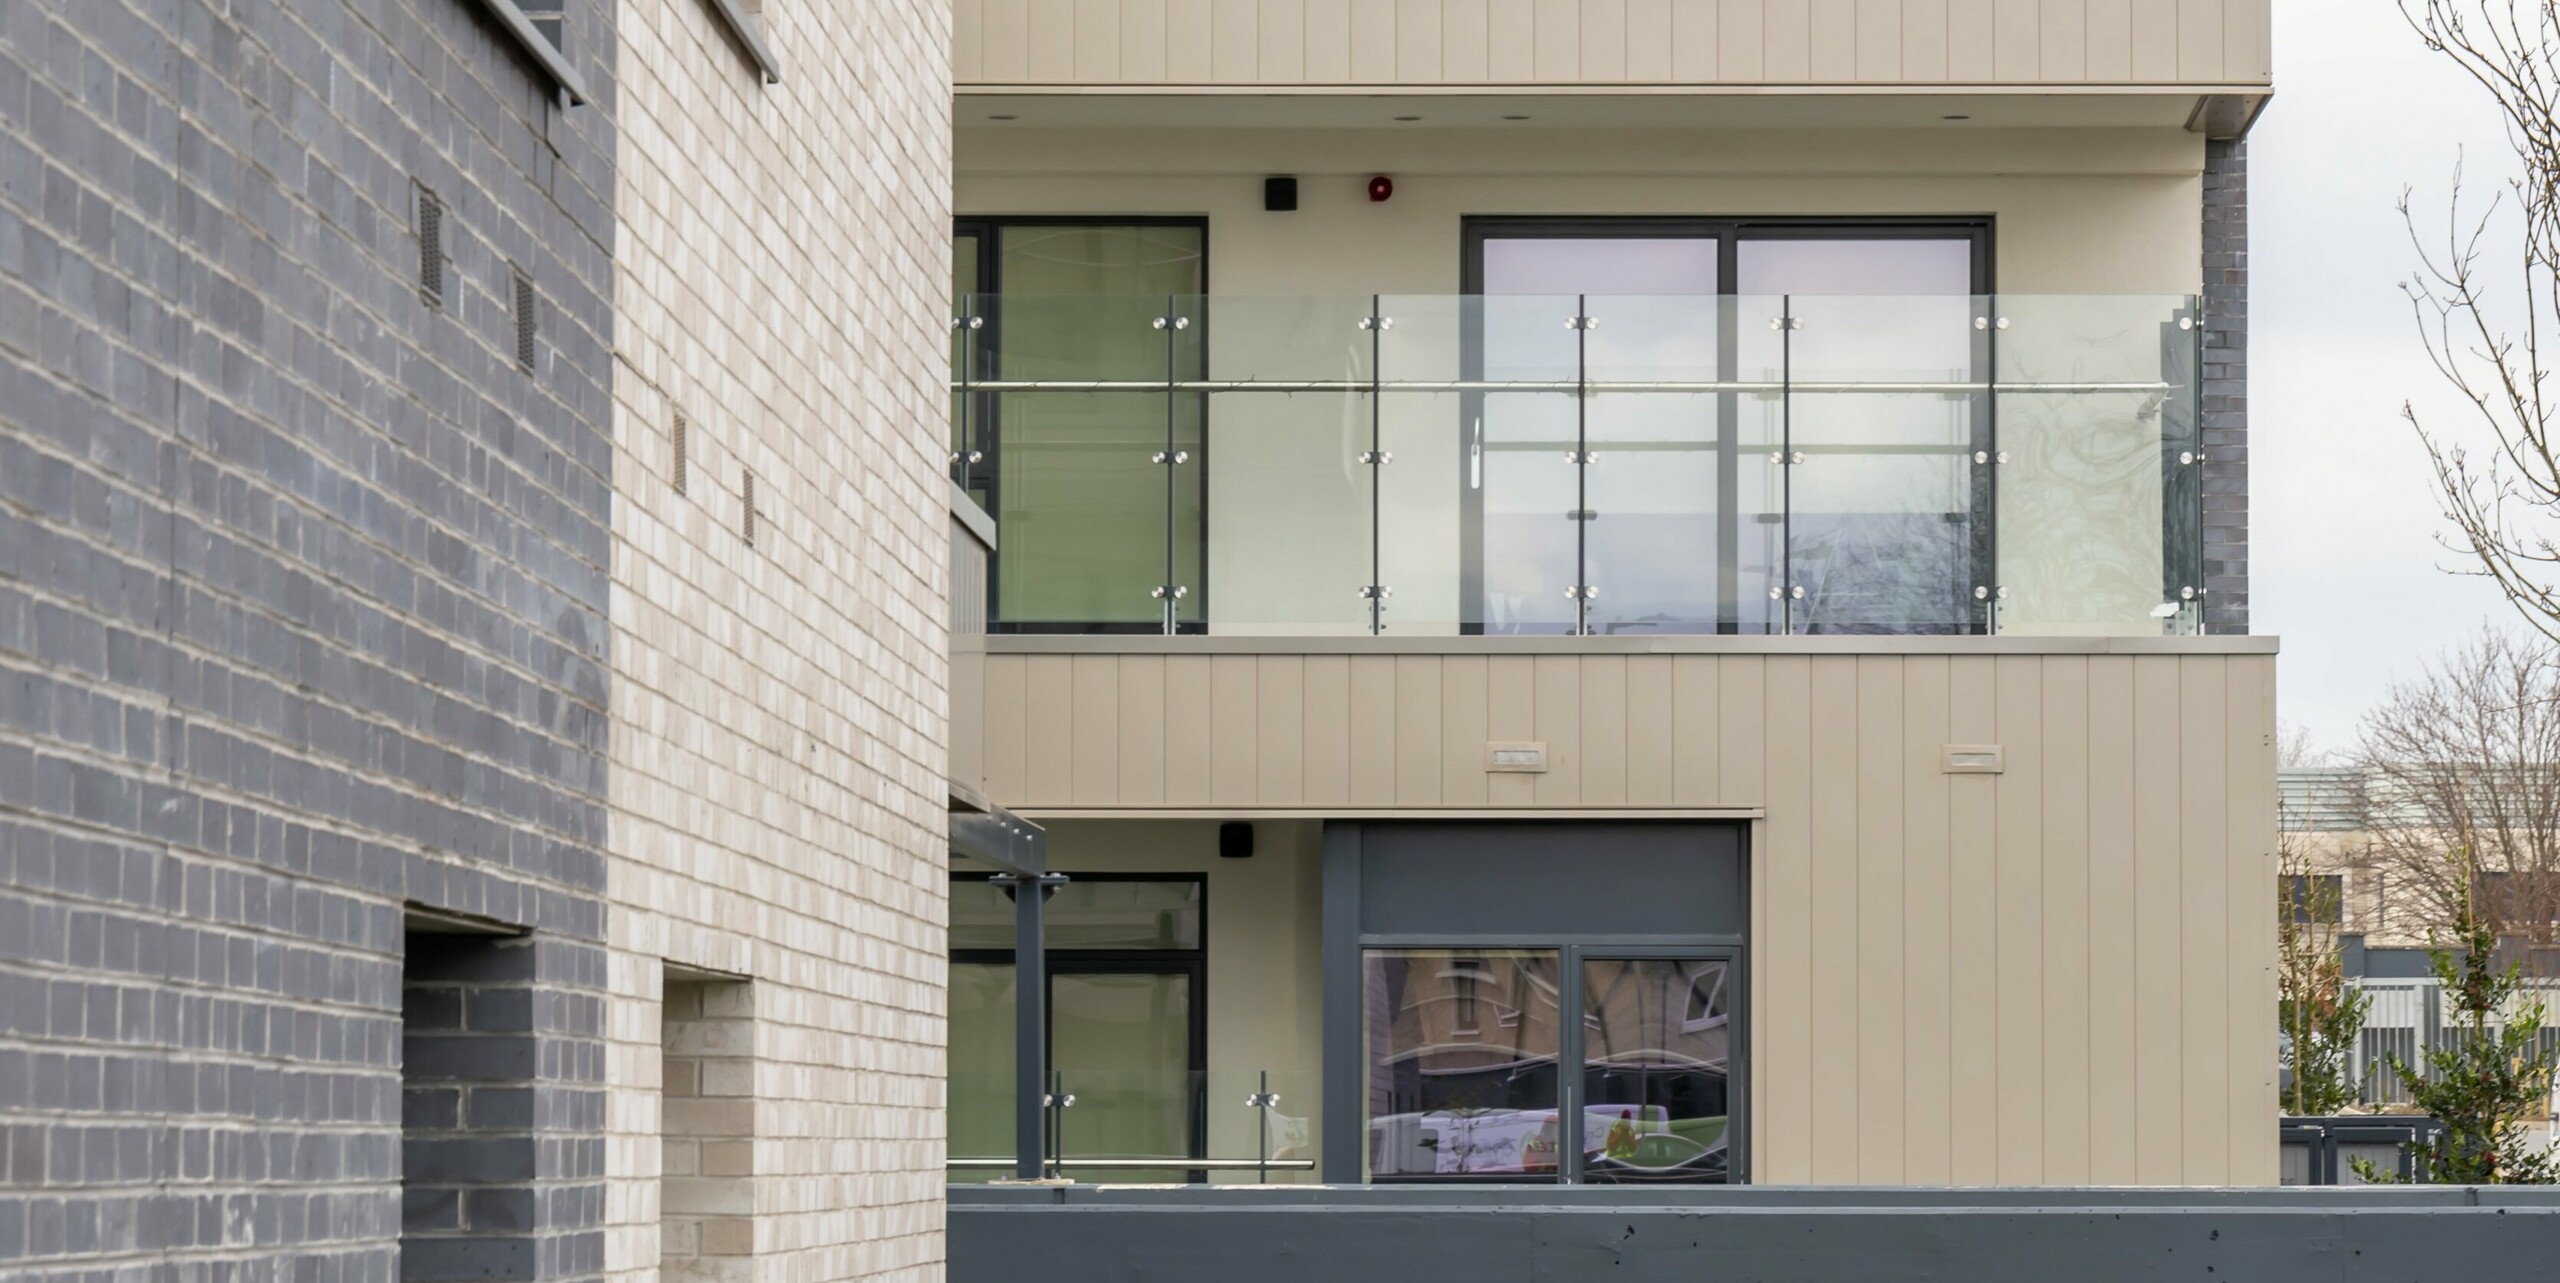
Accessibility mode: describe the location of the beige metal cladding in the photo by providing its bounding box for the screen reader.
[977,638,2279,1185]
[955,0,2273,90]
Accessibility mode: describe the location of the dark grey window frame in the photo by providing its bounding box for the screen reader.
[461,0,591,105]
[1457,216,1995,636]
[1323,822,1752,1185]
[951,216,1214,635]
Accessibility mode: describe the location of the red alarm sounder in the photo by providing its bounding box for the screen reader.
[1367,175,1394,203]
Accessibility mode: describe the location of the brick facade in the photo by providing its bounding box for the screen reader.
[600,1,952,1282]
[2203,138,2250,634]
[0,0,616,1280]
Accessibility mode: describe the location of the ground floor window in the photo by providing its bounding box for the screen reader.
[1364,948,1736,1183]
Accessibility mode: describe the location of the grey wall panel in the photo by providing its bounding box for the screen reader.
[1357,823,1745,938]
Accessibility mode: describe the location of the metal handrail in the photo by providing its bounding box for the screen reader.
[947,1157,1318,1171]
[951,379,2172,395]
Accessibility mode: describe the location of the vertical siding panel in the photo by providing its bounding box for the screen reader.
[1349,656,1399,806]
[985,655,1029,801]
[1533,655,1582,805]
[2225,0,2270,80]
[1487,656,1538,805]
[1851,0,1899,80]
[1353,0,1401,79]
[2085,655,2139,1184]
[1993,655,2044,1183]
[1071,654,1121,805]
[2127,0,2177,80]
[2176,0,2225,81]
[1670,656,1722,805]
[1900,655,1954,1183]
[1627,0,1674,80]
[1761,655,1815,1182]
[1946,0,1993,79]
[2038,0,2084,79]
[1122,0,1170,79]
[2130,654,2183,1184]
[1164,654,1215,805]
[1074,0,1124,79]
[1625,655,1675,804]
[1670,0,1720,79]
[1581,655,1629,805]
[1490,0,1538,78]
[2085,0,2132,79]
[1854,657,1906,1182]
[1583,0,1630,80]
[2040,656,2092,1184]
[2225,654,2278,1185]
[1027,0,1078,79]
[1764,0,1812,79]
[1991,0,2036,80]
[1534,0,1582,79]
[1398,0,1447,81]
[1810,0,1859,80]
[1167,0,1216,78]
[1806,657,1862,1183]
[983,0,1033,80]
[1212,0,1260,80]
[1945,654,1999,1183]
[1261,0,1308,80]
[1305,0,1354,79]
[1304,655,1353,806]
[1718,0,1765,78]
[1719,656,1766,805]
[1259,656,1306,805]
[1444,0,1493,78]
[1901,0,1947,79]
[1211,655,1260,805]
[956,0,987,81]
[1441,655,1491,806]
[2177,655,2230,1185]
[1395,655,1445,806]
[1024,654,1077,805]
[1118,654,1167,805]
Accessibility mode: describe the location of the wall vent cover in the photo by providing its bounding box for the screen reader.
[672,412,689,495]
[742,469,757,546]
[512,267,538,370]
[415,185,444,304]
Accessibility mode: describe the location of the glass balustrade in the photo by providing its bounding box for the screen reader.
[952,292,2206,637]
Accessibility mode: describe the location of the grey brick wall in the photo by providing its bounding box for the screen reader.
[0,1,615,1281]
[2203,138,2249,634]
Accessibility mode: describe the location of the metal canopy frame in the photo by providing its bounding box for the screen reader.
[950,805,1056,1180]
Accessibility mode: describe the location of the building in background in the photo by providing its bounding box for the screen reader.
[0,4,953,1283]
[943,0,2280,1190]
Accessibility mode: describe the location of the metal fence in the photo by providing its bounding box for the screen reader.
[2349,979,2560,1108]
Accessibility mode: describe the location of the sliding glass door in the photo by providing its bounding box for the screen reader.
[1463,219,1989,635]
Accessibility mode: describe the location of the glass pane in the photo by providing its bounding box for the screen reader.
[1994,296,2199,634]
[1208,1066,1321,1184]
[1582,295,1723,634]
[1198,295,1377,634]
[1474,296,1585,634]
[1055,971,1194,1182]
[1372,296,1481,636]
[952,236,983,482]
[948,878,1204,952]
[1481,237,1719,296]
[1580,958,1734,1184]
[1783,294,1982,634]
[947,961,1016,1183]
[1736,237,1975,295]
[1734,296,1790,633]
[1363,948,1562,1179]
[988,225,1205,631]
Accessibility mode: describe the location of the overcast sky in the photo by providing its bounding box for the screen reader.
[2255,0,2526,755]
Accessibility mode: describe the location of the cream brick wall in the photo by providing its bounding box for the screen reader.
[607,1,955,1281]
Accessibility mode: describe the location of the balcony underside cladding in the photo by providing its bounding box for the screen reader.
[0,0,615,1280]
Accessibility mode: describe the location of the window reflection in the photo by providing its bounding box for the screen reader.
[1581,958,1732,1183]
[1364,949,1562,1177]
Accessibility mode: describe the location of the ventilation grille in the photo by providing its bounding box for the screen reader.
[512,268,538,370]
[416,185,443,304]
[672,412,689,495]
[742,470,757,546]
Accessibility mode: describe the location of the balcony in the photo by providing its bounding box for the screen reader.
[950,292,2207,638]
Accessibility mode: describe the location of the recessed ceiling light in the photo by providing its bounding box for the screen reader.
[1942,114,1970,121]
[1503,114,1532,121]
[990,114,1018,121]
[1394,115,1423,122]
